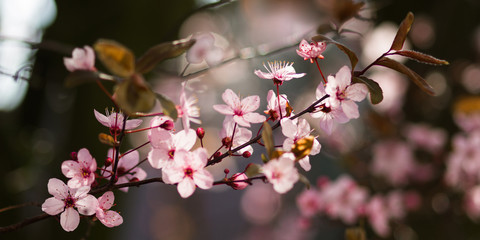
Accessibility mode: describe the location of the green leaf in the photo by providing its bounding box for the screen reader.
[312,34,358,70]
[393,50,449,65]
[135,38,196,74]
[94,39,135,78]
[114,73,156,115]
[155,92,178,121]
[64,70,101,87]
[390,12,414,51]
[261,154,269,163]
[261,122,274,159]
[352,76,384,104]
[245,163,262,178]
[375,57,435,95]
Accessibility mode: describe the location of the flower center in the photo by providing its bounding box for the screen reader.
[64,195,76,208]
[168,149,175,159]
[184,168,194,178]
[272,171,282,179]
[81,168,91,178]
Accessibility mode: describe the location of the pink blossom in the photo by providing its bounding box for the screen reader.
[96,191,123,227]
[281,118,321,171]
[148,116,175,145]
[262,153,299,194]
[254,61,306,85]
[264,90,289,121]
[186,32,223,66]
[162,148,214,198]
[321,175,368,224]
[385,190,406,220]
[403,123,447,153]
[454,112,480,132]
[148,129,196,169]
[220,117,253,154]
[177,84,201,129]
[229,173,249,190]
[41,178,98,232]
[465,186,480,220]
[61,148,97,188]
[296,189,322,218]
[213,89,266,127]
[324,66,368,119]
[370,140,416,186]
[94,109,142,134]
[310,82,349,135]
[63,46,96,72]
[296,39,326,62]
[445,131,480,189]
[102,149,147,192]
[365,195,390,238]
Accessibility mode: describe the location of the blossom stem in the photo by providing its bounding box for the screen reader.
[213,175,266,186]
[314,58,327,84]
[180,63,190,77]
[0,202,40,213]
[356,50,394,76]
[122,157,149,177]
[276,84,283,119]
[109,114,128,186]
[130,112,165,118]
[95,79,118,108]
[228,123,238,152]
[119,141,150,159]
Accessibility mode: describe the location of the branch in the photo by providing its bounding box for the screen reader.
[0,213,51,233]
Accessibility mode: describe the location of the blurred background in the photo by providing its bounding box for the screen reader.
[1,0,480,239]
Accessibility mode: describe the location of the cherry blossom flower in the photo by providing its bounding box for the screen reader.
[61,148,97,188]
[94,109,143,134]
[281,118,321,171]
[366,195,391,238]
[148,129,196,169]
[186,32,223,66]
[445,131,480,189]
[162,148,214,198]
[63,46,96,72]
[265,90,289,121]
[296,189,322,218]
[254,61,306,85]
[296,39,327,62]
[324,65,368,119]
[213,89,266,127]
[42,178,98,232]
[454,112,480,132]
[310,82,349,135]
[148,116,175,145]
[102,149,147,192]
[320,175,368,224]
[403,123,447,153]
[262,153,299,194]
[220,117,253,154]
[96,191,123,227]
[370,140,416,186]
[177,84,201,129]
[228,173,249,190]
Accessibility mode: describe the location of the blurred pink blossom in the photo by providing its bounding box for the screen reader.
[403,123,447,153]
[366,195,390,238]
[186,32,223,66]
[454,112,480,132]
[178,84,201,129]
[445,131,480,189]
[296,189,322,218]
[370,140,416,186]
[63,46,96,72]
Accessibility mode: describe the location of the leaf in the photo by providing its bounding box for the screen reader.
[64,70,101,87]
[454,96,480,114]
[352,76,384,104]
[394,50,449,65]
[312,34,358,70]
[261,122,275,159]
[94,39,135,77]
[155,92,178,121]
[245,163,262,178]
[345,227,366,240]
[114,73,156,115]
[316,23,334,34]
[98,133,117,146]
[291,136,314,160]
[298,174,311,189]
[375,57,435,95]
[390,12,414,51]
[135,38,196,74]
[333,0,365,25]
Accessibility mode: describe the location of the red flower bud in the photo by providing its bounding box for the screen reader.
[105,157,114,167]
[242,151,251,158]
[196,127,205,139]
[70,152,78,161]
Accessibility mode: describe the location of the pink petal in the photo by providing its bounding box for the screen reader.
[222,89,240,109]
[63,58,76,72]
[283,138,295,151]
[84,46,95,69]
[60,207,80,232]
[341,100,360,119]
[77,148,96,169]
[213,104,234,115]
[73,186,91,199]
[132,167,147,181]
[281,118,297,138]
[193,169,214,190]
[233,115,251,127]
[174,129,196,151]
[42,197,65,215]
[61,160,81,178]
[162,166,184,184]
[299,156,312,171]
[76,194,98,216]
[297,119,311,137]
[99,210,123,227]
[125,119,143,130]
[346,83,368,102]
[242,112,266,124]
[119,150,139,170]
[177,177,196,198]
[98,191,115,210]
[148,148,169,169]
[311,139,321,155]
[241,95,261,113]
[148,129,172,148]
[254,70,274,79]
[335,65,352,91]
[48,178,69,199]
[94,109,110,128]
[189,148,209,169]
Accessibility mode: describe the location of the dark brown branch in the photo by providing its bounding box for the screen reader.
[0,213,51,233]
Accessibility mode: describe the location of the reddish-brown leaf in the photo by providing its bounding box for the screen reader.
[390,12,414,50]
[312,34,358,70]
[394,50,449,65]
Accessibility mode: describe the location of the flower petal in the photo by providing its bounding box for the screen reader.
[94,109,111,128]
[99,210,123,227]
[76,194,98,216]
[241,95,261,113]
[60,207,80,232]
[193,169,214,190]
[61,160,81,178]
[222,89,240,109]
[281,118,297,138]
[42,197,65,215]
[213,104,234,115]
[47,178,69,199]
[177,178,196,198]
[98,191,115,210]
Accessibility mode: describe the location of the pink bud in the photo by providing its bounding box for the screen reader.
[229,173,249,190]
[196,127,205,139]
[70,152,78,161]
[214,151,222,158]
[224,168,230,175]
[160,120,174,130]
[222,137,232,148]
[242,151,251,158]
[130,177,139,183]
[105,157,114,167]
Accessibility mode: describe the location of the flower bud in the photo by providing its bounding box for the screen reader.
[242,151,251,158]
[222,137,232,148]
[105,157,114,167]
[196,127,205,139]
[160,120,174,130]
[224,168,230,175]
[214,151,222,158]
[70,152,78,161]
[130,177,139,183]
[228,173,249,190]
